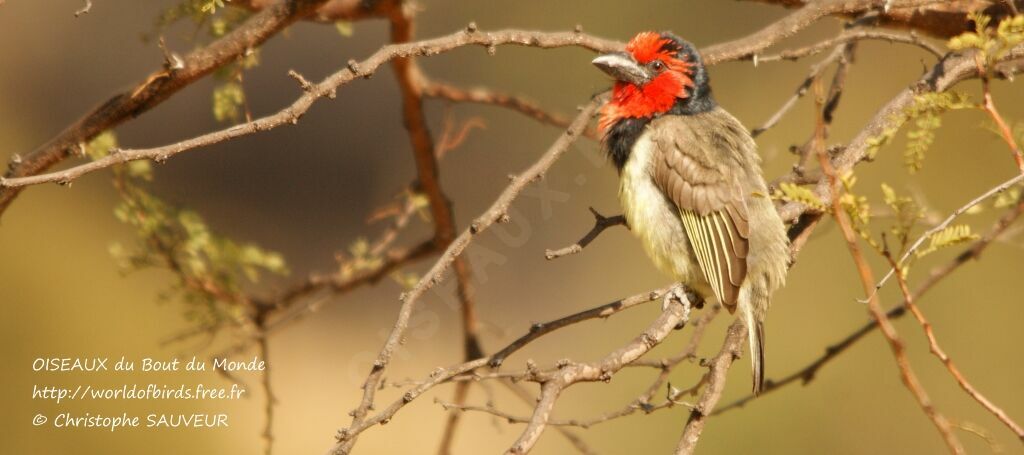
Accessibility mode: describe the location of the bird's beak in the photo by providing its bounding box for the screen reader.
[592,53,650,86]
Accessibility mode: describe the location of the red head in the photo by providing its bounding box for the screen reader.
[594,32,712,132]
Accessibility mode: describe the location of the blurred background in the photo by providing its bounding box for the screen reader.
[2,1,1022,454]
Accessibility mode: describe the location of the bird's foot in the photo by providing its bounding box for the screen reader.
[662,284,693,329]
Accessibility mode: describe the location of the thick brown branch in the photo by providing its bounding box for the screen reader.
[779,44,1024,223]
[743,0,1023,38]
[0,0,336,214]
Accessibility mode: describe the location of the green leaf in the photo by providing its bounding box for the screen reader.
[200,0,226,15]
[916,225,979,258]
[85,131,119,160]
[334,21,354,37]
[212,82,245,123]
[774,183,826,211]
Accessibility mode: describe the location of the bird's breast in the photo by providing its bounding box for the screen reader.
[618,132,704,289]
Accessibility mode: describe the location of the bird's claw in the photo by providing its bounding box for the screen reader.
[662,284,692,328]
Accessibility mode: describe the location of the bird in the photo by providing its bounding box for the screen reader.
[592,31,789,394]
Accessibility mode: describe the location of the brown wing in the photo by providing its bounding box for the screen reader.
[649,113,750,310]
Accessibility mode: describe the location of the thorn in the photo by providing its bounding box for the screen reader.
[574,24,583,33]
[753,54,759,67]
[159,37,184,71]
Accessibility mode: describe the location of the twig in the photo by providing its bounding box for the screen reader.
[0,0,339,212]
[490,284,671,368]
[886,253,1024,442]
[1,0,948,208]
[328,96,605,455]
[329,281,667,453]
[869,173,1024,302]
[0,29,621,191]
[421,81,597,139]
[779,44,1024,223]
[815,78,964,453]
[258,333,275,455]
[700,0,945,64]
[977,55,1024,174]
[741,0,1003,38]
[756,29,943,64]
[505,300,692,454]
[673,322,747,455]
[439,307,720,430]
[74,0,92,17]
[716,192,1024,414]
[751,45,846,137]
[544,208,627,260]
[497,380,598,454]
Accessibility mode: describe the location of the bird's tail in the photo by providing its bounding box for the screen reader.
[740,304,765,395]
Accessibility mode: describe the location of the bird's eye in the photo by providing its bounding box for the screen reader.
[649,60,665,72]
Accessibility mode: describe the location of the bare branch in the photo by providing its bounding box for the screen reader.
[742,0,1018,38]
[421,81,597,139]
[886,254,1024,441]
[544,208,627,260]
[329,95,605,455]
[674,321,747,455]
[815,88,964,453]
[0,29,621,191]
[756,28,944,64]
[506,300,692,454]
[717,192,1024,414]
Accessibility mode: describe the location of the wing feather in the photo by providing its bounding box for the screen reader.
[650,114,751,310]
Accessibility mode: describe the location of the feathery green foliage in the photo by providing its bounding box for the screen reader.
[948,13,1024,66]
[866,92,975,171]
[212,82,246,123]
[91,131,288,327]
[773,182,826,211]
[915,225,980,258]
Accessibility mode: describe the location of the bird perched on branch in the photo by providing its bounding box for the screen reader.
[593,31,789,394]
